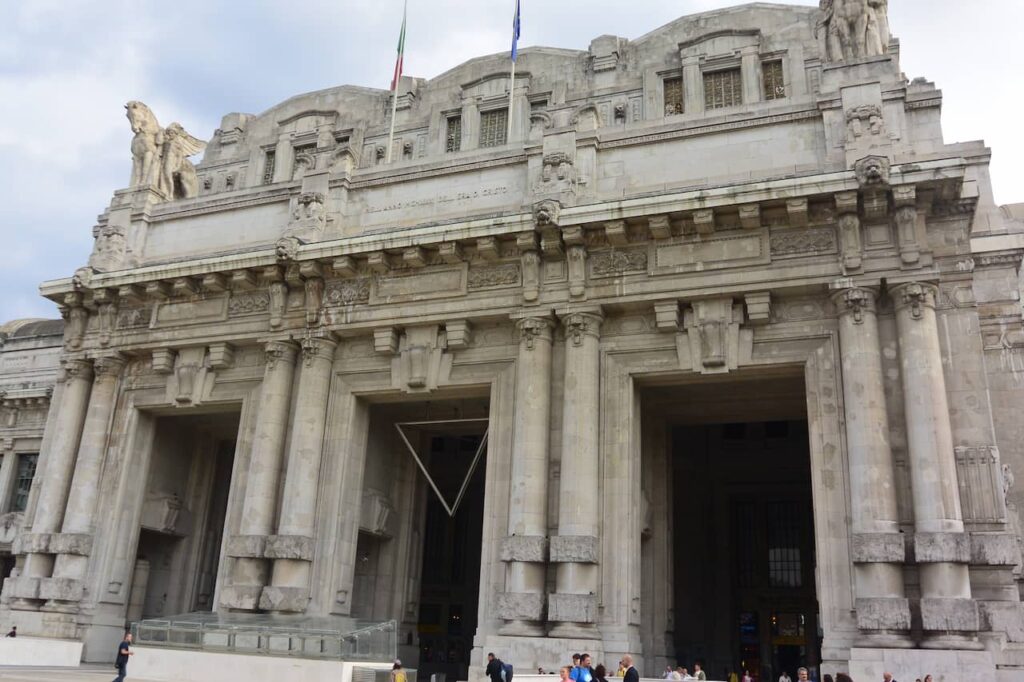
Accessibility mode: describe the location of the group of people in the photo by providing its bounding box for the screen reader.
[661,663,709,680]
[488,652,642,682]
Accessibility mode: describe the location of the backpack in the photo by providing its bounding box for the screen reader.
[502,662,514,682]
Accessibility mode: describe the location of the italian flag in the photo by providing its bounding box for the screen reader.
[391,1,407,91]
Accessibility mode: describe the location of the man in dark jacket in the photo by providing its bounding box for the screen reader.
[112,632,133,682]
[622,655,639,682]
[486,652,505,682]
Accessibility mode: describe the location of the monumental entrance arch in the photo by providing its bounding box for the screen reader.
[4,3,1024,681]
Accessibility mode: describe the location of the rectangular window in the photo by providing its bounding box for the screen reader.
[12,454,38,513]
[446,116,462,152]
[262,150,276,184]
[763,60,786,100]
[732,501,757,588]
[664,76,683,115]
[704,68,743,109]
[767,501,803,588]
[478,109,508,148]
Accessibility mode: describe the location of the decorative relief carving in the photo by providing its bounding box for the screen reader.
[846,104,886,141]
[817,0,891,63]
[521,251,540,302]
[894,282,936,320]
[955,446,1007,523]
[770,228,838,256]
[116,307,150,330]
[563,312,602,346]
[324,278,370,305]
[518,317,554,350]
[89,225,128,272]
[125,101,206,201]
[468,264,521,290]
[228,292,271,317]
[854,155,891,188]
[589,249,648,277]
[533,199,561,228]
[539,152,576,193]
[837,287,875,324]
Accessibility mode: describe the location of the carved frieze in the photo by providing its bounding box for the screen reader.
[590,249,648,277]
[468,264,521,290]
[116,307,151,330]
[846,104,886,142]
[324,278,370,305]
[228,292,271,317]
[770,228,838,256]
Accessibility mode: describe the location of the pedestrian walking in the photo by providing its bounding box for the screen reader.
[112,632,133,682]
[622,655,638,682]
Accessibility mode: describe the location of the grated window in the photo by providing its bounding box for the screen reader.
[479,109,508,148]
[446,116,462,152]
[763,60,786,100]
[664,77,683,115]
[767,501,803,587]
[262,150,276,184]
[704,68,743,109]
[12,454,38,513]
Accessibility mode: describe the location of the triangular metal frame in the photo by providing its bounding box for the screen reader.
[395,418,489,518]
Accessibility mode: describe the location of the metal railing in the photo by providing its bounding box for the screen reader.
[133,613,397,662]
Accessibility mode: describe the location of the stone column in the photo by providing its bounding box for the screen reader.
[47,354,126,596]
[499,317,555,637]
[261,335,337,613]
[832,287,912,646]
[549,310,602,639]
[18,359,94,586]
[892,282,981,649]
[682,56,704,116]
[740,45,762,104]
[222,341,298,610]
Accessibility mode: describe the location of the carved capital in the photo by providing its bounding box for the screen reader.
[562,311,602,346]
[60,358,94,384]
[264,340,299,371]
[517,317,555,350]
[300,336,337,367]
[831,287,878,324]
[93,354,127,379]
[892,282,938,320]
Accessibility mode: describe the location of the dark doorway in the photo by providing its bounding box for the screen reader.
[672,419,819,682]
[415,432,486,682]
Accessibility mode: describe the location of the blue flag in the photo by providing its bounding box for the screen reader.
[511,0,521,62]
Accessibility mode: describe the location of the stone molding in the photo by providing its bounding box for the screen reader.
[920,597,981,633]
[970,533,1020,567]
[4,575,40,600]
[549,535,599,563]
[548,593,598,624]
[17,532,52,554]
[500,535,549,563]
[855,597,912,632]
[913,532,971,564]
[495,592,546,621]
[49,533,93,556]
[38,577,85,602]
[226,534,268,559]
[264,534,315,561]
[851,532,905,564]
[259,585,310,613]
[219,585,263,611]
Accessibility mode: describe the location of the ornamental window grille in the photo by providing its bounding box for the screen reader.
[763,60,786,100]
[262,150,276,184]
[479,109,508,148]
[291,144,316,175]
[704,67,743,109]
[446,116,462,152]
[767,500,803,588]
[664,77,684,115]
[12,453,38,513]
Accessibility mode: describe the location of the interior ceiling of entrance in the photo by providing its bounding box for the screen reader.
[642,371,807,425]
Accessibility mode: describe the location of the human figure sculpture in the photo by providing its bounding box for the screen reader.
[818,0,890,62]
[125,101,206,200]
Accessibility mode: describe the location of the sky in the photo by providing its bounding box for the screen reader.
[1,0,1022,321]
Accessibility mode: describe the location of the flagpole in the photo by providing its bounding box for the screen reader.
[387,0,408,164]
[506,59,516,144]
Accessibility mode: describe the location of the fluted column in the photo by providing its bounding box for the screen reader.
[892,282,981,649]
[261,335,336,613]
[499,316,555,637]
[832,288,912,646]
[47,354,126,596]
[19,359,94,587]
[549,310,602,639]
[222,341,298,611]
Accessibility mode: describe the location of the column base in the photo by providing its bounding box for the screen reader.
[499,619,547,637]
[259,585,310,613]
[220,585,264,611]
[547,622,601,640]
[920,633,985,651]
[854,631,916,649]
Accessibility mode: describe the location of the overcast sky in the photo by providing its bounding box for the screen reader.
[1,0,1021,321]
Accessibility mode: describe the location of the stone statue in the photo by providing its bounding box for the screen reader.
[818,0,890,62]
[125,101,206,200]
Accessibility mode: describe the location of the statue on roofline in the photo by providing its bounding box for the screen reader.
[125,101,206,200]
[817,0,891,63]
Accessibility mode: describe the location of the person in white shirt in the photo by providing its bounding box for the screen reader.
[779,672,792,682]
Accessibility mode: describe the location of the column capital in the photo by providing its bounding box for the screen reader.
[92,353,127,379]
[830,286,879,324]
[560,310,603,345]
[891,282,938,319]
[264,340,299,370]
[516,316,555,349]
[58,358,93,384]
[299,335,337,366]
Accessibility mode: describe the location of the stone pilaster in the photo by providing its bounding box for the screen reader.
[548,309,602,639]
[45,354,127,602]
[892,282,982,649]
[261,335,337,613]
[12,359,93,603]
[499,317,555,636]
[831,287,912,646]
[222,341,298,611]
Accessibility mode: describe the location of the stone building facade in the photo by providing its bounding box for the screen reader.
[4,2,1024,680]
